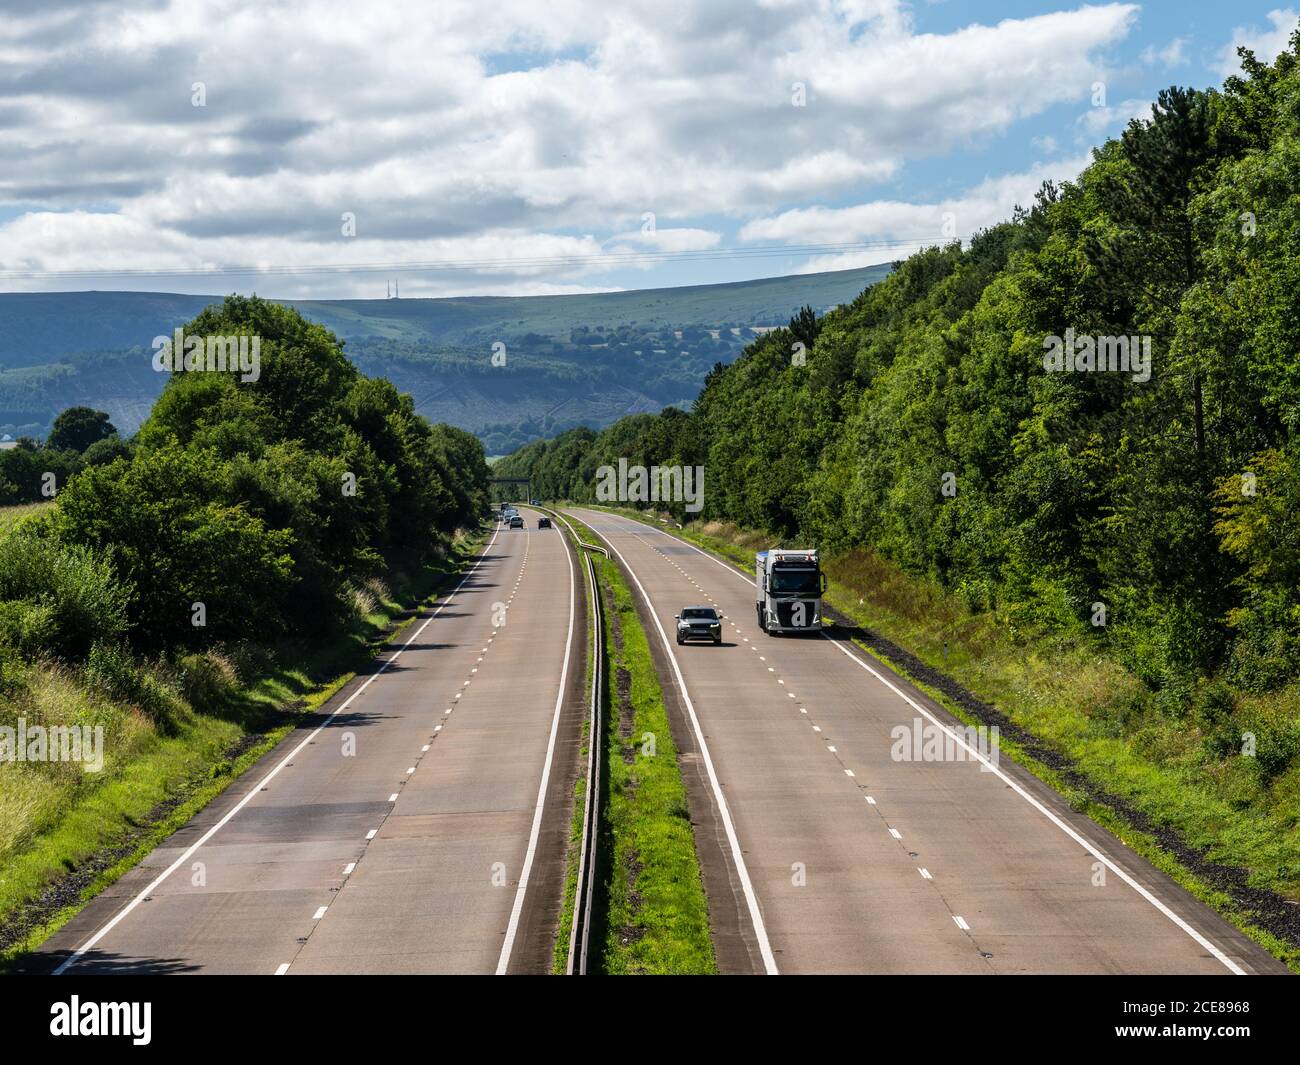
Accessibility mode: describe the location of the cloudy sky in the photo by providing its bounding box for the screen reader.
[1,1,1296,299]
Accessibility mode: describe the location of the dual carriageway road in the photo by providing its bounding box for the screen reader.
[19,505,1286,975]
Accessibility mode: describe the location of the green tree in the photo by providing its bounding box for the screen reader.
[47,407,116,453]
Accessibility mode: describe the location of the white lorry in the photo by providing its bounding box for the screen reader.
[755,548,825,635]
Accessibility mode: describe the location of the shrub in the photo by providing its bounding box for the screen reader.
[0,528,129,659]
[83,642,184,731]
[348,584,378,619]
[177,651,238,712]
[1251,716,1300,783]
[0,600,57,657]
[50,446,297,648]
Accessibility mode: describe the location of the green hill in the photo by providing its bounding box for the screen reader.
[0,265,891,451]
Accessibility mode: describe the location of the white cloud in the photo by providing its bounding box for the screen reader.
[1141,37,1188,67]
[608,227,722,253]
[738,153,1093,261]
[0,0,1141,295]
[1077,98,1151,135]
[1217,9,1298,76]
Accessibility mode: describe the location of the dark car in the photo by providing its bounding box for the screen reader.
[509,515,525,529]
[538,517,552,529]
[675,606,722,645]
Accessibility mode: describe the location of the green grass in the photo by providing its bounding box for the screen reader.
[0,502,53,530]
[565,509,714,975]
[0,532,485,967]
[599,507,1300,972]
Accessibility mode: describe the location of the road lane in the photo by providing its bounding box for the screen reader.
[25,509,584,975]
[568,507,1287,975]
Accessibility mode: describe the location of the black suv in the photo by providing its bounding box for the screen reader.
[675,606,722,645]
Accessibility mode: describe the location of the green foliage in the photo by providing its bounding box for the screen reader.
[46,407,116,453]
[0,528,128,658]
[502,29,1300,744]
[12,294,488,658]
[81,435,133,467]
[176,651,239,713]
[83,641,184,730]
[0,443,77,506]
[50,446,298,647]
[0,600,56,657]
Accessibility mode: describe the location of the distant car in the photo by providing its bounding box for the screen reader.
[509,515,525,529]
[675,606,722,645]
[538,517,552,529]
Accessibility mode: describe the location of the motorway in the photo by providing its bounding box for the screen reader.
[22,508,585,975]
[566,507,1288,975]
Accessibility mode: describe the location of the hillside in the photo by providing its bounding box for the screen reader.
[0,265,891,451]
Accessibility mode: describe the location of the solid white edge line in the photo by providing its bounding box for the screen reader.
[52,524,502,975]
[569,509,779,975]
[495,515,576,975]
[824,631,1247,975]
[607,511,1248,977]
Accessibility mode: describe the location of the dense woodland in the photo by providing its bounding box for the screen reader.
[498,37,1300,714]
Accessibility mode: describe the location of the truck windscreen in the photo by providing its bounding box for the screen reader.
[769,566,820,596]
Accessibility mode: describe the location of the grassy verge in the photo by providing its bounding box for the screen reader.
[563,510,716,975]
[598,506,1300,971]
[0,531,485,968]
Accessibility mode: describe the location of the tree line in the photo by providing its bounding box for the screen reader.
[497,34,1300,705]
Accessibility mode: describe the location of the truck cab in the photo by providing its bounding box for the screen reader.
[756,548,825,635]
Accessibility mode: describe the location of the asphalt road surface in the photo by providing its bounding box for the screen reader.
[566,507,1287,976]
[23,509,585,975]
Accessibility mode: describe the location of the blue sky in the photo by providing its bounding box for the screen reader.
[0,1,1295,299]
